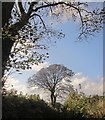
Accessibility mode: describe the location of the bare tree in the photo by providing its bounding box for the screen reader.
[28,64,74,106]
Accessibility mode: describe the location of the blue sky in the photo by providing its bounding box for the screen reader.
[46,20,103,79]
[11,20,103,81]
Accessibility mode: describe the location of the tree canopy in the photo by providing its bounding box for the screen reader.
[2,1,104,77]
[28,64,74,106]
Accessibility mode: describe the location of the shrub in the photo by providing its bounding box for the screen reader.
[64,91,105,118]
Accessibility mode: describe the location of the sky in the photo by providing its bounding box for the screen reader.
[5,2,103,101]
[46,21,103,79]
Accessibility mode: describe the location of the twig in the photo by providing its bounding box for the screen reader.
[30,13,46,29]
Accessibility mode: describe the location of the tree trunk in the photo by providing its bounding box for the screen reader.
[2,2,32,76]
[54,95,56,105]
[51,92,56,107]
[2,2,15,76]
[51,92,54,106]
[2,2,14,27]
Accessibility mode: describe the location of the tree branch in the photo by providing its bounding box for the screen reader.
[33,2,81,12]
[33,2,85,34]
[18,0,26,16]
[30,13,46,29]
[9,1,86,36]
[28,2,38,16]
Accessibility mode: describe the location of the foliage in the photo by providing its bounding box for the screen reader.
[2,90,84,119]
[2,89,105,119]
[64,91,105,118]
[2,1,104,75]
[2,92,59,119]
[28,64,74,106]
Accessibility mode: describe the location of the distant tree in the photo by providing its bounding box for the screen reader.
[28,64,74,106]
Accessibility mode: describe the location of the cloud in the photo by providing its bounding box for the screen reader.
[5,69,103,103]
[78,0,103,2]
[5,62,50,98]
[28,87,50,101]
[8,62,50,83]
[5,76,28,95]
[5,75,50,101]
[20,62,49,75]
[48,7,76,26]
[31,62,49,72]
[71,73,103,96]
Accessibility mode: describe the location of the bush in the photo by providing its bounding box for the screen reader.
[2,93,61,119]
[64,91,105,118]
[2,89,105,119]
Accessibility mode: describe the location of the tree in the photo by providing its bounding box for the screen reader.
[28,64,74,106]
[2,1,104,77]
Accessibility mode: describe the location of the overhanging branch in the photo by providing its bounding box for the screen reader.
[30,13,46,29]
[33,2,85,31]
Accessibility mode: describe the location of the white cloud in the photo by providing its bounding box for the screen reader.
[77,0,103,1]
[5,69,103,103]
[5,75,50,101]
[71,73,103,96]
[73,0,102,1]
[19,62,49,75]
[31,62,49,72]
[5,62,50,98]
[5,76,28,95]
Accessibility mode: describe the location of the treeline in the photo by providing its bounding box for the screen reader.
[2,89,105,119]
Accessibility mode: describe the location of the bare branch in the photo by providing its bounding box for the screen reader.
[28,64,74,105]
[30,13,46,29]
[32,2,86,35]
[28,2,38,16]
[33,2,82,12]
[18,1,26,15]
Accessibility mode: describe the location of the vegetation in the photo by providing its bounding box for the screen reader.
[3,92,60,119]
[28,64,74,106]
[2,88,105,119]
[2,1,104,77]
[2,1,104,119]
[64,91,105,119]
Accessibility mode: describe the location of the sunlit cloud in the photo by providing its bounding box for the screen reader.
[5,75,50,101]
[72,73,103,96]
[5,62,50,96]
[5,76,28,95]
[8,62,50,81]
[31,62,49,72]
